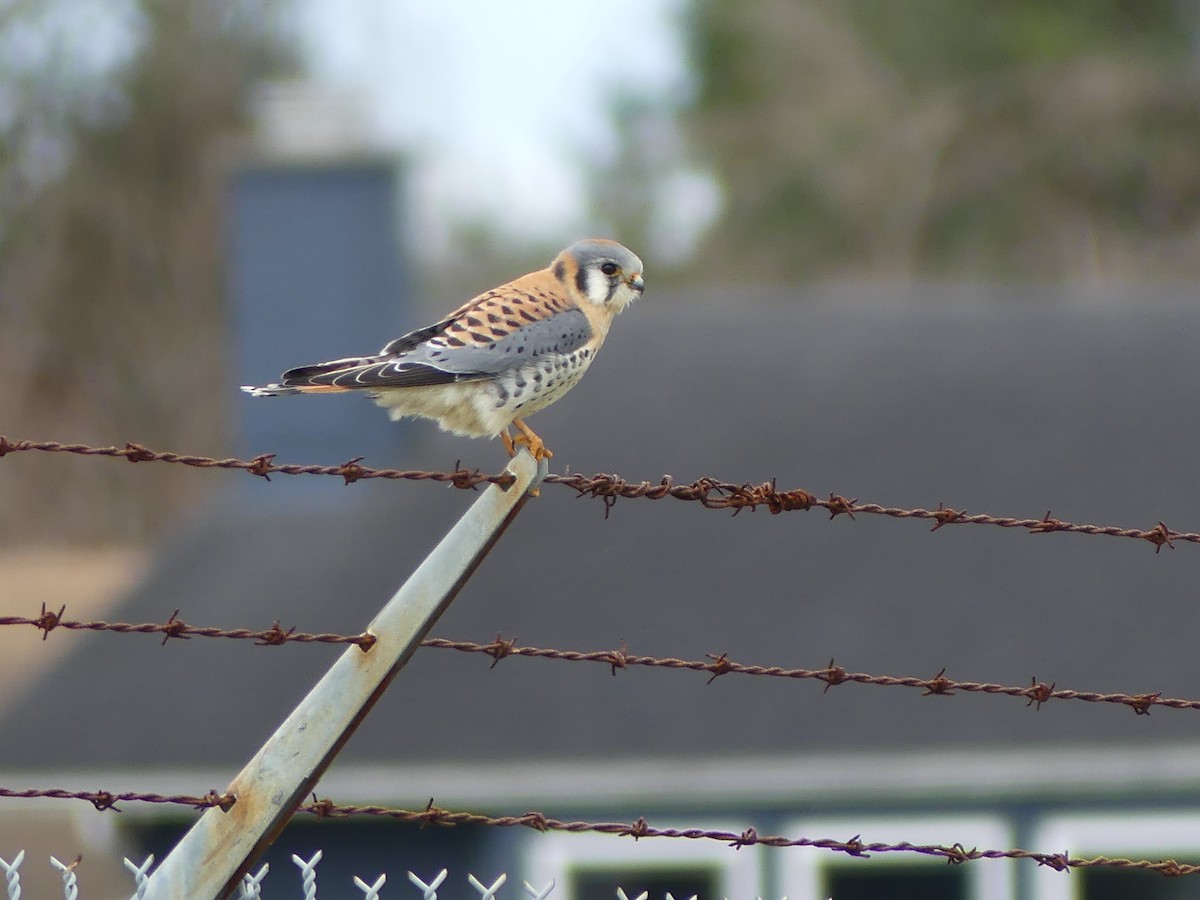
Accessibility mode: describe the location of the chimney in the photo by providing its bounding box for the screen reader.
[228,83,410,502]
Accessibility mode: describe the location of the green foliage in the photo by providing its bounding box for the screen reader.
[683,0,1200,280]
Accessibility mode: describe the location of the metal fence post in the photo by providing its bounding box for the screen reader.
[143,450,545,899]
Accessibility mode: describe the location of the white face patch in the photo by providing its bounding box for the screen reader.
[581,265,611,305]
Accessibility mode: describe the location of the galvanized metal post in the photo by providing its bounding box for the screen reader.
[143,450,545,899]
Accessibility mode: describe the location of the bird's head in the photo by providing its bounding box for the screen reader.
[554,238,645,313]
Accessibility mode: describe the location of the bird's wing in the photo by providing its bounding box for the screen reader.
[277,282,592,391]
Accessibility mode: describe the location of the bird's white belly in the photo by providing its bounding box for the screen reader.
[370,347,596,438]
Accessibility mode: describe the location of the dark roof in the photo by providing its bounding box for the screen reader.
[5,286,1200,769]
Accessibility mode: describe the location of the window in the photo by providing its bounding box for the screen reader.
[782,815,1014,900]
[524,823,762,900]
[1032,811,1200,900]
[822,861,967,900]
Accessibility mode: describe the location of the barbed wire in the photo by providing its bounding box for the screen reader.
[0,605,376,648]
[9,439,1194,883]
[1,787,1196,878]
[0,436,508,489]
[0,606,1185,717]
[423,636,1180,716]
[0,435,1189,549]
[0,787,235,812]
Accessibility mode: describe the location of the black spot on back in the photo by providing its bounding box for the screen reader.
[553,259,566,282]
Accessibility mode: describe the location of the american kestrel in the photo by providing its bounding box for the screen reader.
[242,238,645,461]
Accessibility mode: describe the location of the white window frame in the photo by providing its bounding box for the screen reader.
[523,821,763,900]
[781,814,1014,900]
[1030,810,1200,900]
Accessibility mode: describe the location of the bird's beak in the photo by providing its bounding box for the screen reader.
[628,273,645,294]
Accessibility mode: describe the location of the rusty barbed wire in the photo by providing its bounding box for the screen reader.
[0,604,376,649]
[2,787,1197,877]
[0,787,235,812]
[298,800,1200,877]
[0,436,511,489]
[0,436,1193,549]
[423,636,1181,716]
[0,607,1186,717]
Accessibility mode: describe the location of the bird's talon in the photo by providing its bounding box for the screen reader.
[511,418,553,462]
[512,434,554,462]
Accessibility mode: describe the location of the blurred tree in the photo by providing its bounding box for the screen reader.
[586,95,668,272]
[431,218,568,315]
[0,0,296,541]
[582,93,722,285]
[683,0,1200,280]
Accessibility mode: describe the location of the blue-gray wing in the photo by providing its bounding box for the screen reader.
[278,307,591,390]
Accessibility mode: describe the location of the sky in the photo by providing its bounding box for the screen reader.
[294,1,704,257]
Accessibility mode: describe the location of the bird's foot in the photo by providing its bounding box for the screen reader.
[500,430,516,457]
[511,418,554,462]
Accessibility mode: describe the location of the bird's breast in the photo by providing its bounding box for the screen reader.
[490,347,597,417]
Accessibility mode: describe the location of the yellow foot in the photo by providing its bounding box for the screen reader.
[511,418,554,462]
[500,430,515,457]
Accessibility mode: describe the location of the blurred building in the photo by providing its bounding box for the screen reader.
[3,272,1200,899]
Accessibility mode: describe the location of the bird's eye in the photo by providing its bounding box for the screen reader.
[599,261,620,276]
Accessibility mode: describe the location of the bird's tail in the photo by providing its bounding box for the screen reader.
[242,383,297,397]
[242,355,380,397]
[241,382,349,397]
